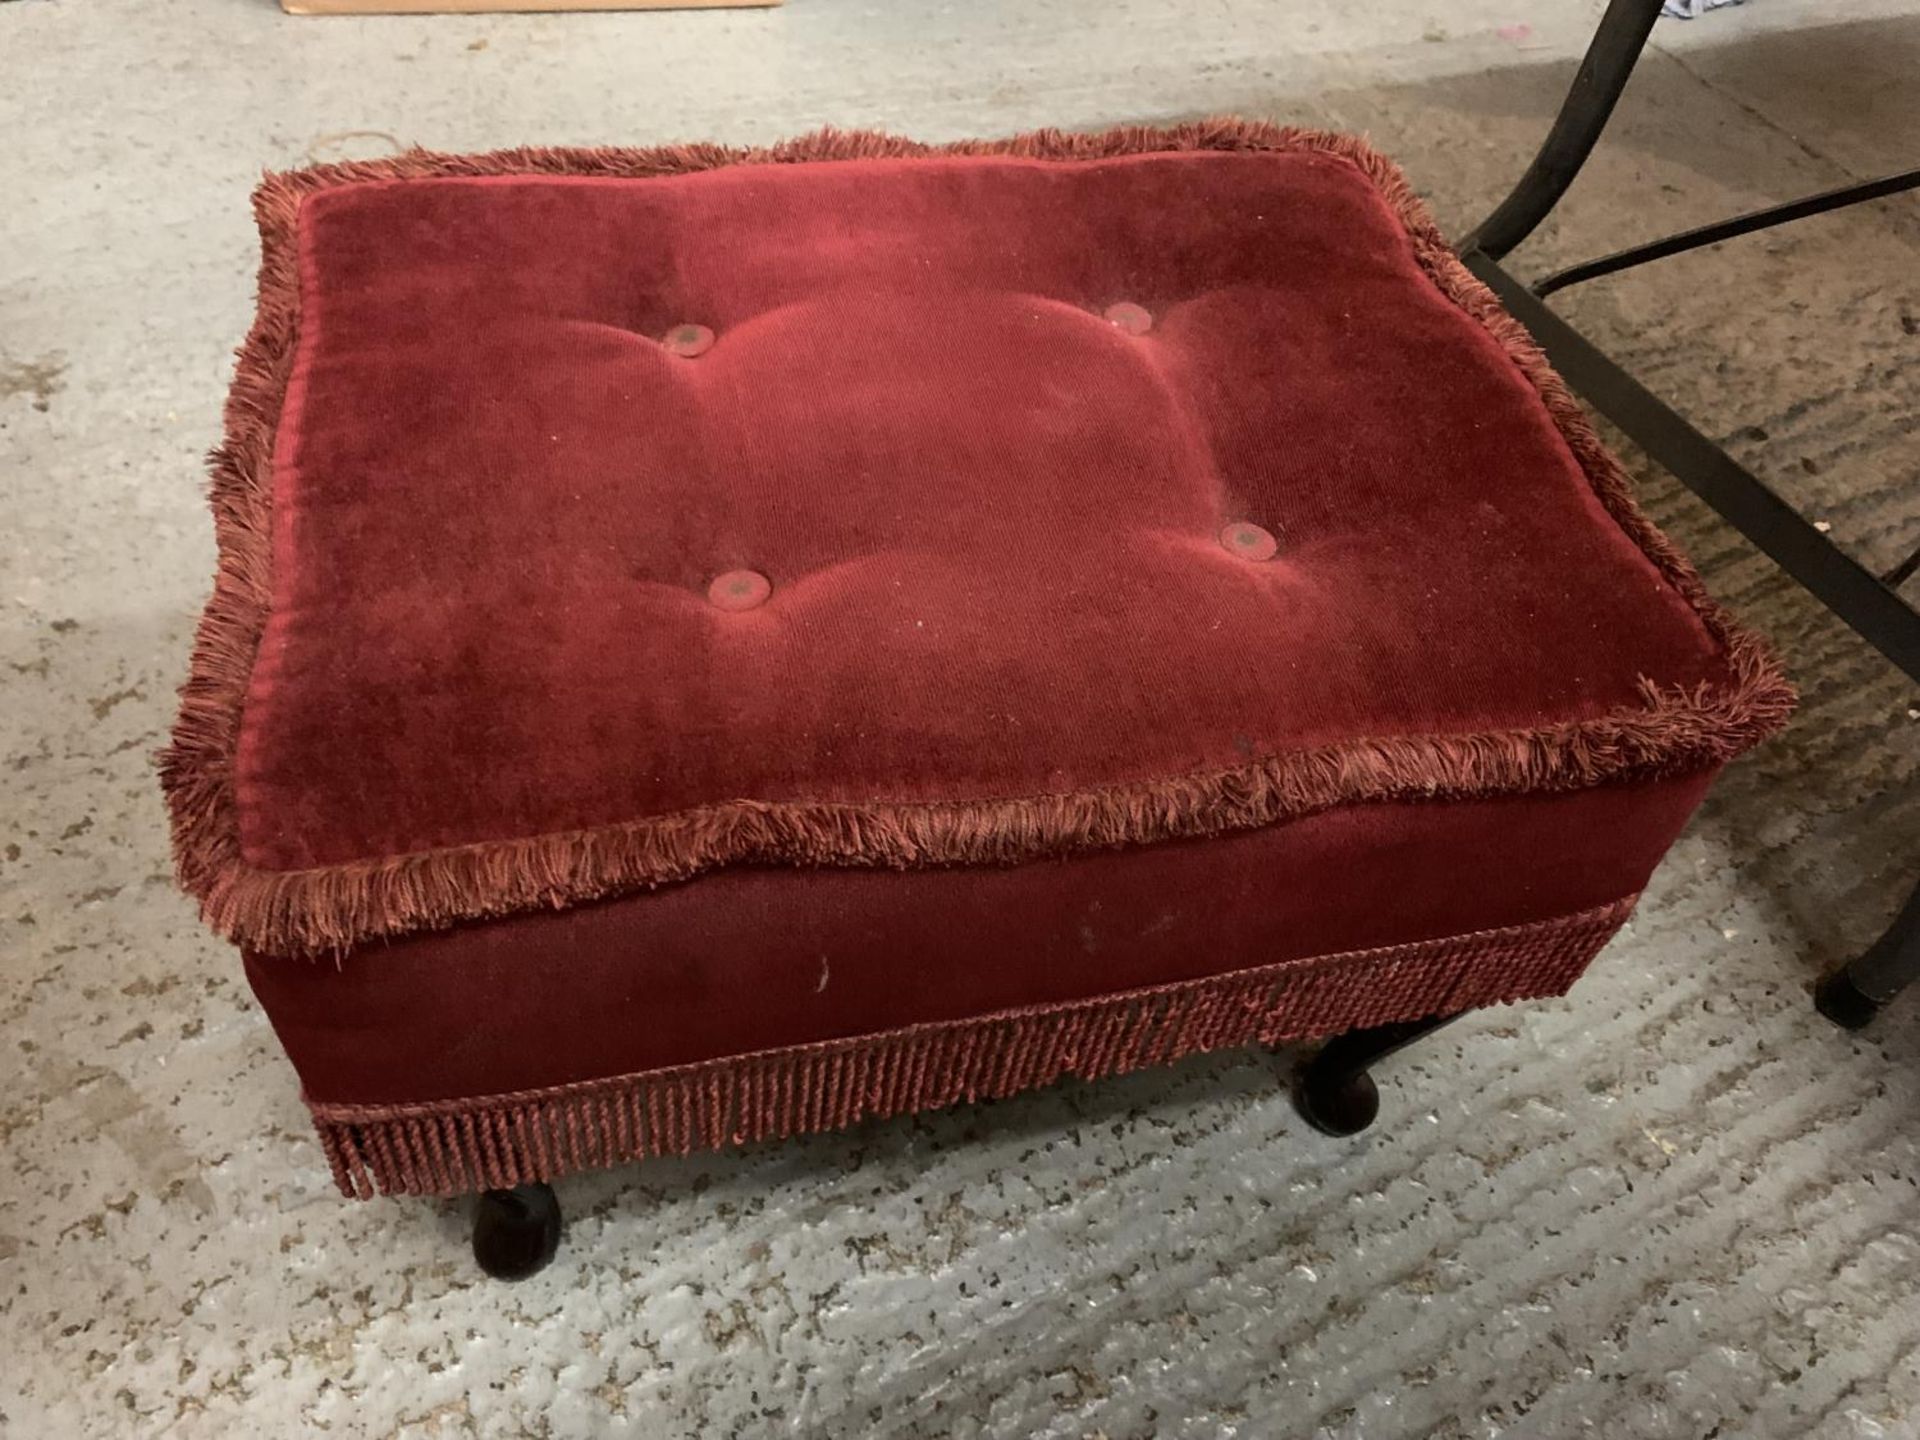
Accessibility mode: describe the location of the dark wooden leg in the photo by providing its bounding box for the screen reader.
[1816,878,1920,1030]
[472,1182,562,1280]
[1291,1014,1459,1137]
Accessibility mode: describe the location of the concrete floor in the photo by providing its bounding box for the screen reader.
[4,0,1920,1435]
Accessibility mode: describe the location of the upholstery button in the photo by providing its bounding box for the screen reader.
[1104,302,1153,335]
[707,569,771,611]
[1219,522,1279,561]
[664,323,715,358]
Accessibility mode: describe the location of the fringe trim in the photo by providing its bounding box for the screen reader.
[310,896,1635,1198]
[160,120,1795,958]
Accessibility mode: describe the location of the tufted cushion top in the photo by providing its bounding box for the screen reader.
[164,125,1791,955]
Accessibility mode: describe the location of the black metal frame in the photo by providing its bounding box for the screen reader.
[1456,0,1920,1032]
[1290,0,1918,1140]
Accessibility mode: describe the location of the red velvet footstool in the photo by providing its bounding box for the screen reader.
[164,122,1791,1276]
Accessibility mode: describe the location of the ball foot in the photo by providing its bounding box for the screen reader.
[472,1183,561,1280]
[1295,1063,1381,1137]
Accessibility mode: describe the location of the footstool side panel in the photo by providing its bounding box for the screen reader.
[248,772,1709,1195]
[306,897,1633,1198]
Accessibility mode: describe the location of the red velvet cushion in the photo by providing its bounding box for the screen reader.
[165,123,1789,959]
[262,147,1714,874]
[162,125,1795,1197]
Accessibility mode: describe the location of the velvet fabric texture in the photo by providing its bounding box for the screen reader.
[306,900,1639,1199]
[161,124,1794,1195]
[250,775,1709,1109]
[163,123,1791,958]
[258,151,1718,872]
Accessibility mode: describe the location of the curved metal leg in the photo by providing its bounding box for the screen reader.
[1460,0,1663,259]
[472,1183,562,1280]
[1290,1014,1459,1137]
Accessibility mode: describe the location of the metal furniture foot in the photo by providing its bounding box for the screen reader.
[1815,879,1920,1030]
[1815,971,1883,1031]
[1291,1014,1458,1137]
[472,1182,562,1280]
